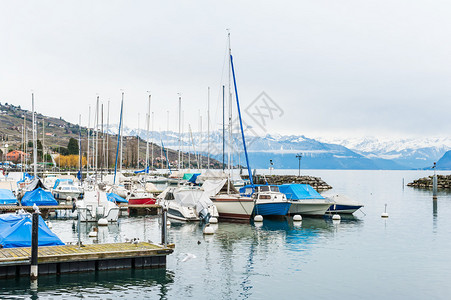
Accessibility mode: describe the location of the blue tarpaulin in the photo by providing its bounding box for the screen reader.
[106,193,128,203]
[278,184,325,200]
[21,188,58,206]
[188,173,200,184]
[134,166,149,174]
[53,179,73,189]
[0,214,64,248]
[0,189,17,205]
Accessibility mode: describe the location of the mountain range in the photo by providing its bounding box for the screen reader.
[1,102,449,170]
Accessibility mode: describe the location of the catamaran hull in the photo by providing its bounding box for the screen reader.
[211,197,255,220]
[288,201,331,216]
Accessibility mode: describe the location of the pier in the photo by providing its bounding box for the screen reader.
[0,204,161,217]
[0,242,174,279]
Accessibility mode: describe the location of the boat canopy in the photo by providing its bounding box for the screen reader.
[106,192,128,203]
[0,214,64,248]
[53,179,74,189]
[21,188,58,206]
[202,179,239,196]
[24,178,47,191]
[278,184,325,200]
[0,189,17,205]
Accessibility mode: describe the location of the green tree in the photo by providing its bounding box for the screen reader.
[67,138,79,155]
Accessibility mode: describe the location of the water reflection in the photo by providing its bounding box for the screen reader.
[0,268,174,299]
[433,199,438,233]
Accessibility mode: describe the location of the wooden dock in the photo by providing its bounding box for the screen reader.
[0,242,174,279]
[0,204,162,217]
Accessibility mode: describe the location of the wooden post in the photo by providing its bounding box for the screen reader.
[161,207,167,247]
[433,162,437,200]
[30,213,39,280]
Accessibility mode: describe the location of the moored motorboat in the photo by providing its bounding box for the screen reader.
[240,185,291,217]
[279,184,332,216]
[325,194,364,214]
[158,185,218,222]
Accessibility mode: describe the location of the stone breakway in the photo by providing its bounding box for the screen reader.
[407,175,451,190]
[242,175,332,191]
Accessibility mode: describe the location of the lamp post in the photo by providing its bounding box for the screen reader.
[296,154,302,177]
[269,159,273,176]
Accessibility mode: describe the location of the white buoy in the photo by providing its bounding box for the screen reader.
[381,204,389,218]
[254,215,263,222]
[66,196,72,201]
[98,218,108,226]
[209,217,218,224]
[293,215,302,222]
[203,225,214,235]
[332,214,341,221]
[167,220,171,227]
[88,228,98,237]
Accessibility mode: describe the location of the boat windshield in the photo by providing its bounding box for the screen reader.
[270,186,279,192]
[259,186,270,192]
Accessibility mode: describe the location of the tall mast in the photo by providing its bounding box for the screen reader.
[207,86,210,169]
[95,96,99,184]
[32,93,37,177]
[101,103,105,172]
[119,92,124,173]
[177,94,181,172]
[166,110,169,170]
[152,111,155,170]
[78,114,82,181]
[114,96,124,185]
[181,110,184,169]
[42,117,45,170]
[106,101,109,171]
[146,94,150,173]
[222,85,225,171]
[137,113,140,169]
[87,106,91,177]
[228,31,233,182]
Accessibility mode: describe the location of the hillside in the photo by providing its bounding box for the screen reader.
[0,102,223,169]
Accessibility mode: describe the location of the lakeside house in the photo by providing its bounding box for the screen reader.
[6,150,29,163]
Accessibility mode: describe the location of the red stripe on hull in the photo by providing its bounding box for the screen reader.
[128,198,156,205]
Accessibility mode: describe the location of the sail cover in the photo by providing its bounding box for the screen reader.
[21,188,58,206]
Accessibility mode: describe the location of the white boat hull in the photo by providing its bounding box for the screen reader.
[288,200,331,216]
[211,195,254,220]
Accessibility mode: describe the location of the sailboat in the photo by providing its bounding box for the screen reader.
[209,33,258,220]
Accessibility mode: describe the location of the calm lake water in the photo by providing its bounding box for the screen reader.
[1,170,451,299]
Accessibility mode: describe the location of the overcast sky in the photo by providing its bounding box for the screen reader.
[1,0,451,139]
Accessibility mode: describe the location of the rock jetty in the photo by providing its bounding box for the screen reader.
[407,175,451,190]
[242,175,332,191]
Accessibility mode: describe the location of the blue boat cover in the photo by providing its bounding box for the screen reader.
[188,173,201,184]
[0,214,26,232]
[278,184,325,200]
[106,192,128,203]
[0,214,64,248]
[134,166,149,174]
[21,188,58,206]
[0,189,17,205]
[53,179,74,189]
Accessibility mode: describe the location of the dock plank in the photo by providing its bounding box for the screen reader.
[0,242,172,264]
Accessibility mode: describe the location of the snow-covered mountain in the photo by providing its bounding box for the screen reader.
[106,123,449,169]
[315,136,451,169]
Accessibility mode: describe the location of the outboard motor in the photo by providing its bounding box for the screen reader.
[198,208,211,224]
